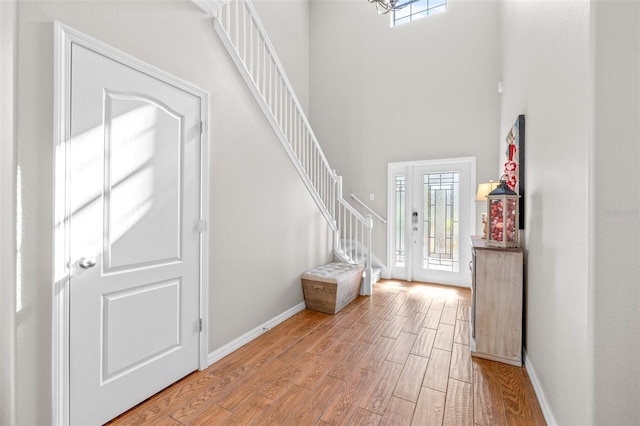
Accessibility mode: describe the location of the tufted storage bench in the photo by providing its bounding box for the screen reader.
[301,262,364,314]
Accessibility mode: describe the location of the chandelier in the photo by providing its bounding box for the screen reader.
[368,0,410,14]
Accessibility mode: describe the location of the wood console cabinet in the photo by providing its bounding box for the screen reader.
[470,236,523,366]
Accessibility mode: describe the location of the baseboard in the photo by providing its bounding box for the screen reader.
[523,350,558,426]
[207,301,306,366]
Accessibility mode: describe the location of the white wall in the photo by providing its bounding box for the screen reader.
[498,1,592,424]
[309,0,501,262]
[500,1,640,424]
[591,1,640,423]
[3,1,330,424]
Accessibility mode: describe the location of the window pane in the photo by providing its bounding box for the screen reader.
[392,0,446,26]
[429,4,446,15]
[434,189,446,254]
[412,0,428,13]
[395,7,411,20]
[413,10,429,19]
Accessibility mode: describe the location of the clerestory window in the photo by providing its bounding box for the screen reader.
[391,0,447,27]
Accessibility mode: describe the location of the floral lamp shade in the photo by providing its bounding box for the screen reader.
[476,181,500,239]
[486,179,520,248]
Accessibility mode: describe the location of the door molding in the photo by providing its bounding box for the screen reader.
[387,157,476,284]
[52,22,210,425]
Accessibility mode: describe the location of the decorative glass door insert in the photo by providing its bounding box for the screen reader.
[422,172,460,272]
[395,175,406,268]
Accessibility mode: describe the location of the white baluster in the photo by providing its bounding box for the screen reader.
[242,0,246,65]
[225,3,230,38]
[267,55,272,111]
[234,0,239,50]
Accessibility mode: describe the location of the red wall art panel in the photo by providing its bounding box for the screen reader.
[504,115,525,229]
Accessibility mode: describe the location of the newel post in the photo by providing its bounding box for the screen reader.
[333,175,343,254]
[330,169,337,225]
[363,214,374,296]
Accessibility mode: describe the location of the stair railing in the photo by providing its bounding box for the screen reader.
[213,0,336,225]
[335,177,374,294]
[349,193,388,224]
[212,0,374,294]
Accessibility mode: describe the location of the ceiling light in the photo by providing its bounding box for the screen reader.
[368,0,409,15]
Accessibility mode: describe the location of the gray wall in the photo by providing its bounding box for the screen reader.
[2,1,331,424]
[309,0,501,260]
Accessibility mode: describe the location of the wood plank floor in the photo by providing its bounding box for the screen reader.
[108,280,546,425]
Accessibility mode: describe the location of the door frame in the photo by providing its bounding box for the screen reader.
[52,22,210,425]
[387,157,476,285]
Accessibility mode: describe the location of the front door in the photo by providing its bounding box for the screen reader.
[389,158,475,286]
[68,42,203,425]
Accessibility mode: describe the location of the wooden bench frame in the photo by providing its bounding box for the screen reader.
[301,262,364,314]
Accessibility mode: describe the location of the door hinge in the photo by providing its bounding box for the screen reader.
[198,220,207,233]
[199,318,203,332]
[200,121,204,134]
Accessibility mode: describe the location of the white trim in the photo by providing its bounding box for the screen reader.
[52,22,72,426]
[523,350,557,426]
[0,1,17,424]
[191,0,229,15]
[198,81,211,373]
[207,302,306,366]
[52,22,210,425]
[387,157,477,169]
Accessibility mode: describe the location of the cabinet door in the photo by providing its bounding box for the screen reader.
[474,249,523,364]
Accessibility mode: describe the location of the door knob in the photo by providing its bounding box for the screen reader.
[78,257,97,269]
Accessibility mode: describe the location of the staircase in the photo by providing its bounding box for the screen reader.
[203,0,381,294]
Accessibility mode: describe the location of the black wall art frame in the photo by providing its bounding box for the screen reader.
[504,115,525,229]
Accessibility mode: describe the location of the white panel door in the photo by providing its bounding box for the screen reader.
[411,161,472,286]
[69,43,202,425]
